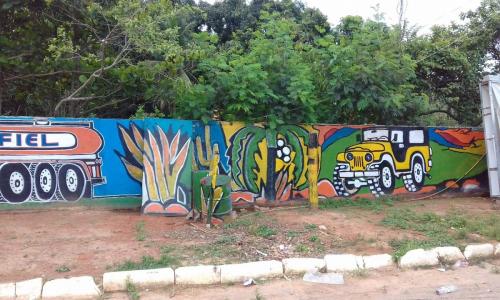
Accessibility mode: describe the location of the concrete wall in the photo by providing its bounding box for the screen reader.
[0,117,488,213]
[0,117,143,208]
[193,122,488,208]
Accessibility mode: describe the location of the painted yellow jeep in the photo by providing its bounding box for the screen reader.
[333,127,432,197]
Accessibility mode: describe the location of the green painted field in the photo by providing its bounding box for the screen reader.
[0,197,142,211]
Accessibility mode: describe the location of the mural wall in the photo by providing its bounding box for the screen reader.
[0,117,143,206]
[138,119,193,215]
[314,125,487,199]
[193,122,489,206]
[0,116,489,214]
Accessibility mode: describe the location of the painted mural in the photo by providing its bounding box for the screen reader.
[0,117,143,205]
[315,125,488,199]
[194,122,489,205]
[137,119,193,215]
[0,116,489,212]
[193,122,311,207]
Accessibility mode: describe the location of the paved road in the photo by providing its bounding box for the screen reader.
[106,261,500,300]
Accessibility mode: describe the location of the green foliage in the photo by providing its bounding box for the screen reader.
[295,243,310,253]
[383,208,500,260]
[389,239,441,261]
[126,279,140,300]
[114,246,179,271]
[55,265,71,273]
[308,235,319,242]
[0,0,496,125]
[320,197,395,212]
[131,105,166,119]
[253,225,277,238]
[223,217,252,229]
[312,17,426,125]
[304,223,318,230]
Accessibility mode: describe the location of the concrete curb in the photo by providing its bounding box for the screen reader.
[42,276,100,299]
[362,254,394,269]
[1,243,498,296]
[103,268,174,292]
[282,258,326,275]
[463,243,494,260]
[16,277,43,300]
[399,249,439,268]
[220,260,283,283]
[324,254,363,272]
[433,246,465,264]
[0,282,15,299]
[175,265,221,285]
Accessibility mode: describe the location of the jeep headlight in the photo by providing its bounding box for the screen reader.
[346,153,354,161]
[365,153,373,162]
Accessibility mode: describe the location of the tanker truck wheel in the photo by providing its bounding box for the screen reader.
[58,164,86,201]
[0,163,32,203]
[35,163,57,201]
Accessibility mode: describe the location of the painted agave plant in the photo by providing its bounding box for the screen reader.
[117,123,144,182]
[118,123,191,205]
[143,127,191,203]
[228,125,309,200]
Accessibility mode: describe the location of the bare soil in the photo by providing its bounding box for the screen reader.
[0,197,497,283]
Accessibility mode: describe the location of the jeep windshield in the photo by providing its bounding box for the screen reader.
[363,129,389,141]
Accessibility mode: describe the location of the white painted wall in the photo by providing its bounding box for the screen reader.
[480,75,500,197]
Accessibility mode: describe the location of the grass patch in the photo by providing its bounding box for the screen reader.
[382,208,500,260]
[389,239,441,261]
[309,235,319,243]
[114,246,179,271]
[287,230,300,238]
[223,218,252,229]
[135,221,147,242]
[253,225,277,238]
[55,265,70,273]
[295,243,310,254]
[214,235,238,245]
[304,223,318,231]
[320,197,395,212]
[126,279,140,300]
[191,239,242,264]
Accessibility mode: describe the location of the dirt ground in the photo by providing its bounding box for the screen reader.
[0,197,498,284]
[106,261,500,300]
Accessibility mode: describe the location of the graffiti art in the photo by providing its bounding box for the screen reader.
[138,119,193,215]
[0,116,490,212]
[317,125,488,199]
[332,126,432,197]
[0,119,105,203]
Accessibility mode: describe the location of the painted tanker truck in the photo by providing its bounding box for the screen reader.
[0,119,105,203]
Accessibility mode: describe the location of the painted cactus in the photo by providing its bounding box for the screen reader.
[227,125,309,201]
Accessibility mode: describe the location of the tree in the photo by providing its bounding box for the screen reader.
[0,0,497,127]
[311,17,426,125]
[176,12,317,127]
[409,0,499,126]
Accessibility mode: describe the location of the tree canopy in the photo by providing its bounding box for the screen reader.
[0,0,498,126]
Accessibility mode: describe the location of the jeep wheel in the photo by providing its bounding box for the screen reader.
[368,162,395,197]
[332,166,359,197]
[403,157,425,192]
